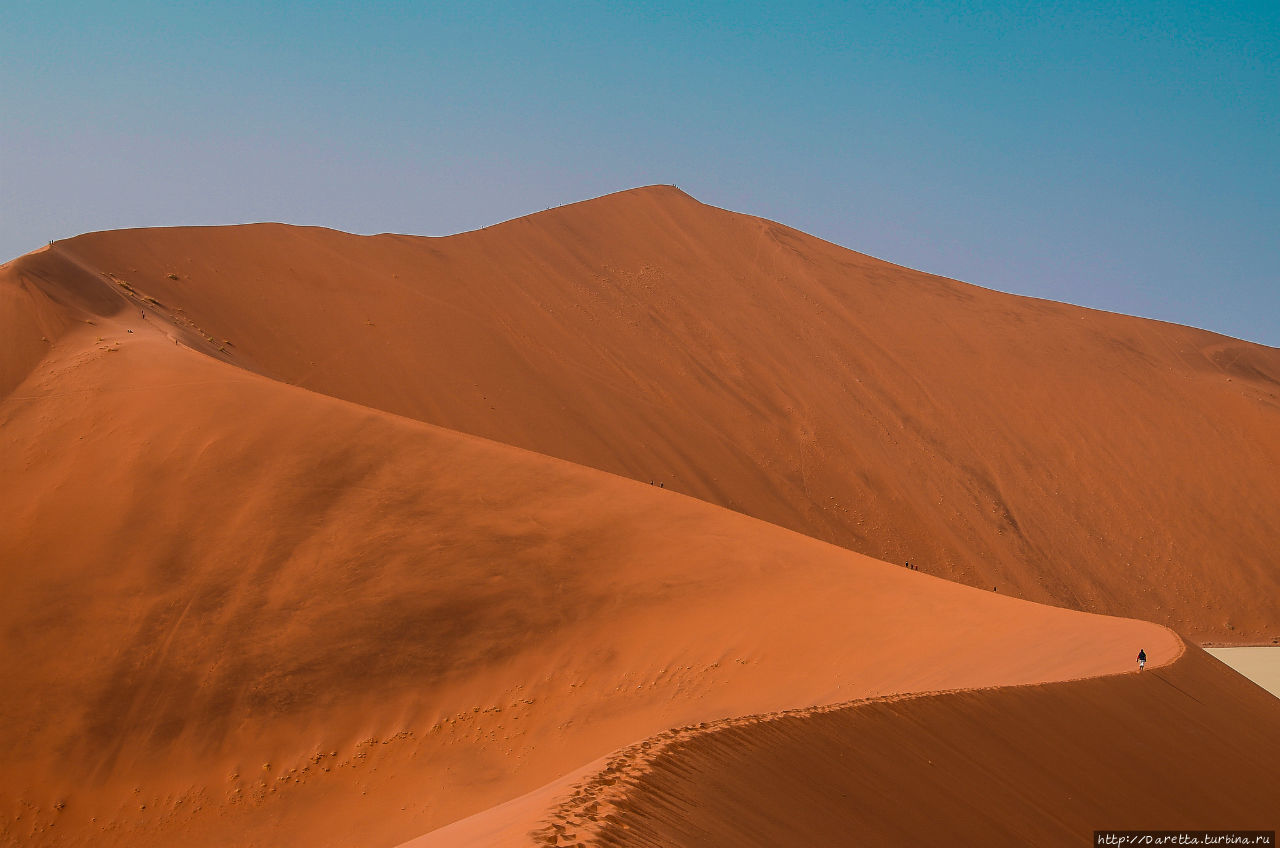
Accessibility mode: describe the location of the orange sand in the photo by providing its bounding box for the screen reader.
[412,646,1279,847]
[29,186,1280,643]
[2,187,1276,846]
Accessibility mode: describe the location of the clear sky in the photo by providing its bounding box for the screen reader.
[3,1,1276,346]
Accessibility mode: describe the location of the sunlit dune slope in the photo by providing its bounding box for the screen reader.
[32,185,1280,641]
[0,307,1176,847]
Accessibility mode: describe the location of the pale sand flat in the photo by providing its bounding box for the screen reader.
[1206,647,1280,699]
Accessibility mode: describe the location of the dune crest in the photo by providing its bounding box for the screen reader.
[532,646,1280,847]
[405,644,1280,848]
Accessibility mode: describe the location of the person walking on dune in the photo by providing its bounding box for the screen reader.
[1137,649,1146,671]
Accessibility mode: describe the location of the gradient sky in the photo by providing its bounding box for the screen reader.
[3,1,1276,345]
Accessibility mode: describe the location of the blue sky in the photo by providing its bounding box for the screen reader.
[3,1,1276,345]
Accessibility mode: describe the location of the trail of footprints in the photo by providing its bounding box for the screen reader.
[529,684,1004,847]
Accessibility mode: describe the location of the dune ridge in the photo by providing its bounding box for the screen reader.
[24,185,1280,642]
[407,638,1217,848]
[541,645,1280,847]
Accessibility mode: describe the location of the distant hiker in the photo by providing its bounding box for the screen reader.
[1137,649,1147,671]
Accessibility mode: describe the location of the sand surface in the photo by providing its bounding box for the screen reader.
[1205,648,1280,699]
[2,187,1277,845]
[0,316,1183,844]
[32,186,1280,643]
[409,645,1280,847]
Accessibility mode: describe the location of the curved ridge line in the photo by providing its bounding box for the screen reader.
[529,624,1186,846]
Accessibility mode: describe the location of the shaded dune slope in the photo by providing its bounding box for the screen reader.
[0,249,86,398]
[0,308,1179,846]
[31,186,1280,641]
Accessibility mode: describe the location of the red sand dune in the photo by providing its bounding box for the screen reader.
[2,188,1277,846]
[35,185,1280,642]
[0,313,1183,845]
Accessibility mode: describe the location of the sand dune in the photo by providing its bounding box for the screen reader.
[0,311,1180,845]
[2,189,1277,846]
[31,185,1280,642]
